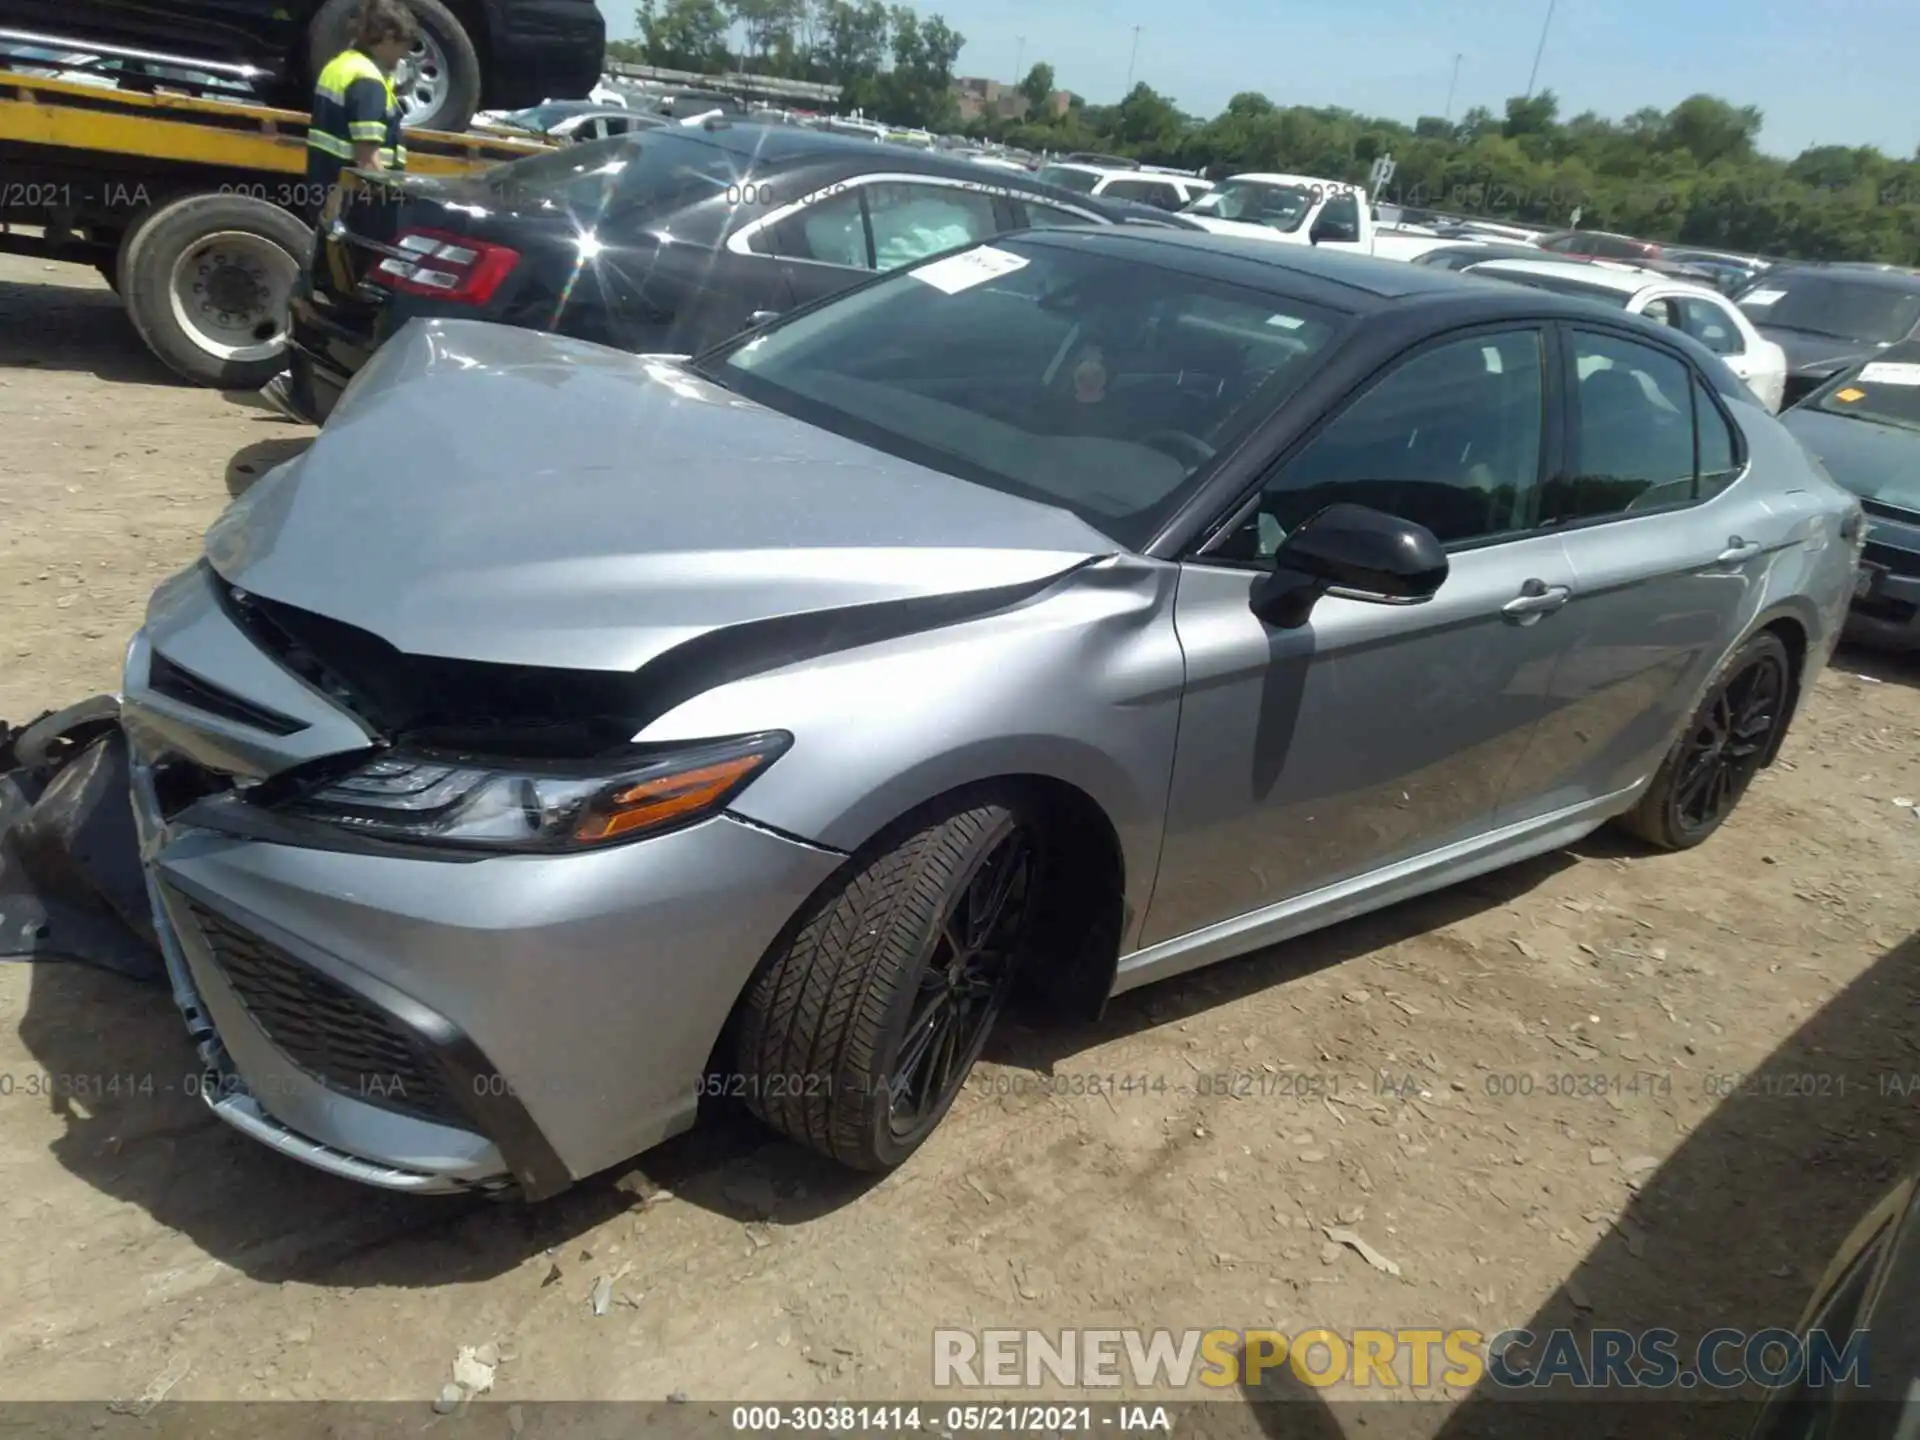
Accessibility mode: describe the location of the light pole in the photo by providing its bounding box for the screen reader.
[1014,35,1025,84]
[1444,52,1462,121]
[1524,0,1556,98]
[1124,25,1142,94]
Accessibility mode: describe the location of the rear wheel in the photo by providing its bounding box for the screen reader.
[732,794,1040,1171]
[120,194,311,389]
[307,0,483,133]
[1617,630,1792,850]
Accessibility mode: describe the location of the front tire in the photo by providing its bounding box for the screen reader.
[733,795,1040,1171]
[1617,630,1792,850]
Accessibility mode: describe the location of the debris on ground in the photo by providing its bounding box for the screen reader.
[1323,1226,1403,1277]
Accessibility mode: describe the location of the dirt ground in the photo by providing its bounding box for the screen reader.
[2,253,1919,1433]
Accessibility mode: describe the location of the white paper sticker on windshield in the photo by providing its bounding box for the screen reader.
[1741,288,1786,306]
[1266,314,1306,329]
[1857,362,1920,386]
[911,246,1030,294]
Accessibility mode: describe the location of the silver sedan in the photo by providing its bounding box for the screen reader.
[119,227,1863,1199]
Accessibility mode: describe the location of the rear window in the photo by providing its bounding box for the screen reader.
[1036,166,1101,194]
[484,133,753,214]
[1738,277,1920,345]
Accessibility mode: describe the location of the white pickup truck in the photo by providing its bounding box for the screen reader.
[1181,173,1450,262]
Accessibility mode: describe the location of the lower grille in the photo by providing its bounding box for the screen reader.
[1862,539,1920,579]
[177,896,470,1128]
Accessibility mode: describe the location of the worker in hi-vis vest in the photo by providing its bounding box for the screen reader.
[306,0,417,227]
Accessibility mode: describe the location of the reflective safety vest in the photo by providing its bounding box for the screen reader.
[307,47,406,192]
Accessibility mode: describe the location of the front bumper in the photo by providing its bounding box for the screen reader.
[122,565,843,1198]
[1846,515,1920,650]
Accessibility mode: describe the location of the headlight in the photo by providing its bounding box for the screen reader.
[273,732,791,853]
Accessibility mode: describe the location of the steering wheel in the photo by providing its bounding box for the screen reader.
[1141,429,1216,467]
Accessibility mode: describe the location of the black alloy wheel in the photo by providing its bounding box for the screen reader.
[885,819,1035,1141]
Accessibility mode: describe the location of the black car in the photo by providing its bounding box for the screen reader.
[1779,340,1920,649]
[283,123,1198,424]
[1744,1162,1920,1438]
[1410,241,1566,272]
[1737,267,1920,406]
[0,0,605,131]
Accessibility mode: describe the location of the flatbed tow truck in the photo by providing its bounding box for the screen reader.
[0,27,547,389]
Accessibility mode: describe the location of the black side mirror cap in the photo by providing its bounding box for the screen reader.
[1250,503,1448,628]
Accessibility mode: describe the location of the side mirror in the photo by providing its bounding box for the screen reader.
[1311,219,1357,245]
[1249,503,1448,628]
[747,309,782,327]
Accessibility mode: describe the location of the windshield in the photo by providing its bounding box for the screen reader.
[484,132,750,216]
[1810,348,1920,432]
[1035,166,1101,194]
[1184,180,1314,232]
[696,237,1345,548]
[1739,278,1920,343]
[1473,267,1632,306]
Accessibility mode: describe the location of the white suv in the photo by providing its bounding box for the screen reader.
[1032,162,1213,213]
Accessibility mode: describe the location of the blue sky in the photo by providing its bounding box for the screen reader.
[610,0,1920,159]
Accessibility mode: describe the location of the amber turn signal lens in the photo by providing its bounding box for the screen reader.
[573,753,769,843]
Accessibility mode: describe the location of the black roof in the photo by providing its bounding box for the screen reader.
[673,123,1155,218]
[1014,226,1503,303]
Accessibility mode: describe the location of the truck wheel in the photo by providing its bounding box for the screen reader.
[732,793,1041,1171]
[308,0,483,133]
[120,193,311,390]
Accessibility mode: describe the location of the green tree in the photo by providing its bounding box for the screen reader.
[633,0,731,70]
[1018,61,1056,113]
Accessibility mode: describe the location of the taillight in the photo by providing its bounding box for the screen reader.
[370,228,520,304]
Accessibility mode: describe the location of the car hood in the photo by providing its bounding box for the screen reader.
[1779,405,1920,515]
[205,319,1118,674]
[1759,328,1881,375]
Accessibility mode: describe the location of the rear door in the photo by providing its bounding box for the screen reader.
[1497,325,1772,821]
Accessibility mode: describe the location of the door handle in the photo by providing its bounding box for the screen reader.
[1715,539,1763,565]
[1502,580,1571,623]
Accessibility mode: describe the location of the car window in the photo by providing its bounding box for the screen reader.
[1675,296,1743,355]
[1212,329,1547,560]
[1540,234,1580,253]
[865,183,1000,271]
[756,186,870,267]
[483,132,747,215]
[1695,377,1743,501]
[1314,193,1361,241]
[1551,331,1703,522]
[1021,199,1105,229]
[705,237,1345,549]
[1035,166,1100,194]
[1103,178,1180,209]
[1640,297,1680,328]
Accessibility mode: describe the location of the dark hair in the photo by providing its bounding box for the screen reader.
[353,0,419,48]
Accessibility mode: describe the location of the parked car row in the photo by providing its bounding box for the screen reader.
[279,123,1211,423]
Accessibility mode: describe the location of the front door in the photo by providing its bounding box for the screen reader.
[1141,325,1575,946]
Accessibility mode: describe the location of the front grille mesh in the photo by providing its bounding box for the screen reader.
[178,897,469,1128]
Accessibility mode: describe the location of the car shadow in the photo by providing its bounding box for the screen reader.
[0,274,181,386]
[1400,927,1920,1440]
[11,839,1583,1288]
[985,844,1582,1072]
[1831,641,1920,690]
[226,436,314,496]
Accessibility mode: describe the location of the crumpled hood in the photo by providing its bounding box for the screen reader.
[207,320,1116,673]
